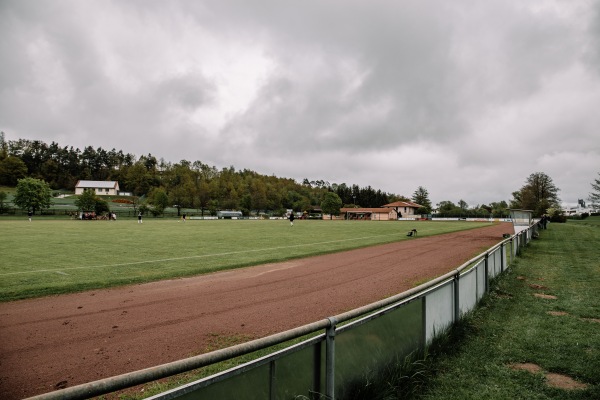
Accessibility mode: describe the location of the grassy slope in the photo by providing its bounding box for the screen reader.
[0,219,492,302]
[416,219,600,399]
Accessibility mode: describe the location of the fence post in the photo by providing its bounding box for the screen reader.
[453,272,460,322]
[484,253,489,293]
[326,317,337,400]
[269,360,276,400]
[500,243,505,272]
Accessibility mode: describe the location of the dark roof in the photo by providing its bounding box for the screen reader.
[341,207,394,213]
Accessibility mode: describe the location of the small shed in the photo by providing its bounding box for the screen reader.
[75,180,120,196]
[217,210,243,219]
[509,209,533,233]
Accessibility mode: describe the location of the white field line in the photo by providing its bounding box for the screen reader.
[1,231,426,276]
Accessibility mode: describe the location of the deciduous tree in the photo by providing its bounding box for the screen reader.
[13,177,52,214]
[321,192,343,219]
[148,187,169,216]
[510,172,560,217]
[0,156,28,186]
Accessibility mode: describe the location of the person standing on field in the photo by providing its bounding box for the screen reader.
[27,210,32,222]
[289,211,295,227]
[138,211,143,224]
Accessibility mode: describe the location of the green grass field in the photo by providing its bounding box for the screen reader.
[333,218,600,399]
[0,219,493,302]
[417,219,600,399]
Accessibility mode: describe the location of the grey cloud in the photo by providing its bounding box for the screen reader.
[155,73,216,111]
[1,0,598,206]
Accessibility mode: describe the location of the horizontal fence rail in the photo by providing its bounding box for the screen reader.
[27,224,537,400]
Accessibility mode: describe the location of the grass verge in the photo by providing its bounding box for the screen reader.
[349,218,599,399]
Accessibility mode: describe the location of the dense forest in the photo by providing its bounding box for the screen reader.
[0,134,407,216]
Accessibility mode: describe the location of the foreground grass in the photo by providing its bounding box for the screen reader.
[414,221,599,399]
[0,219,492,302]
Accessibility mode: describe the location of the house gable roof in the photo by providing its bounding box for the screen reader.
[383,201,422,208]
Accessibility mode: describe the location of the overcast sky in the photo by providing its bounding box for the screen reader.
[1,0,598,207]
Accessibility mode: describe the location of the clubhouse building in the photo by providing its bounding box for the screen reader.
[340,201,423,221]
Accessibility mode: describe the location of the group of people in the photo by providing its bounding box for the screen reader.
[77,212,118,220]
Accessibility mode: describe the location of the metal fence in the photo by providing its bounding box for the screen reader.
[28,224,536,400]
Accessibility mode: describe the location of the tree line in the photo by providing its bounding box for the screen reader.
[0,135,407,216]
[2,133,588,219]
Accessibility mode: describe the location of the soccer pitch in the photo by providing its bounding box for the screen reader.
[0,219,492,302]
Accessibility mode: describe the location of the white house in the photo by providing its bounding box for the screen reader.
[75,180,120,196]
[383,201,423,218]
[563,199,598,216]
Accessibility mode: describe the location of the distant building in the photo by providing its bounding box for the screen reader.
[563,199,599,216]
[339,201,424,221]
[216,210,243,219]
[75,180,120,196]
[341,207,397,221]
[383,201,423,218]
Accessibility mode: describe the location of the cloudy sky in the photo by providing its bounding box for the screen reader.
[1,0,598,207]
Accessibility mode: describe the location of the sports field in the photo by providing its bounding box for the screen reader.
[0,219,494,302]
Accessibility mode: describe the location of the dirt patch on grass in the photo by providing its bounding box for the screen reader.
[516,276,527,280]
[509,363,589,390]
[528,283,549,290]
[534,293,557,299]
[509,362,543,373]
[547,311,569,316]
[545,373,588,390]
[581,318,600,323]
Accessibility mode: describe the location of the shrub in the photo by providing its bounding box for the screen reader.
[550,214,567,223]
[94,198,110,214]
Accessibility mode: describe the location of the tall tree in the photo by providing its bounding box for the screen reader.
[0,156,28,185]
[489,201,509,217]
[321,192,343,219]
[412,186,432,212]
[510,172,560,217]
[436,200,458,215]
[589,172,600,208]
[13,178,53,214]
